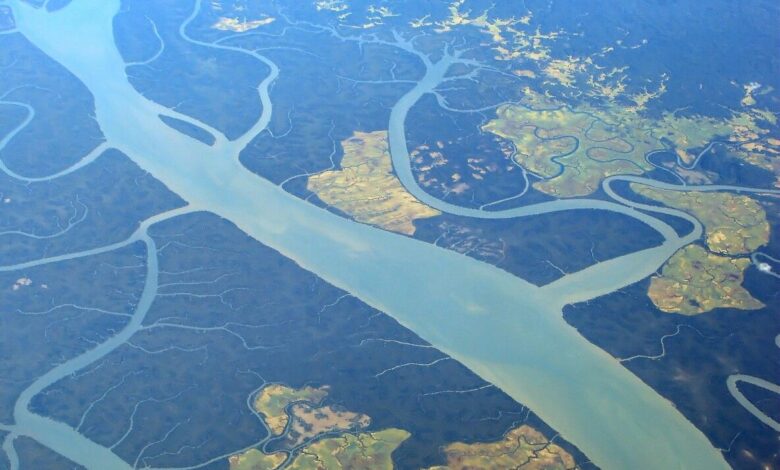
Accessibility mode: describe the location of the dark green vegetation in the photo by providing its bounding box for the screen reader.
[564,197,780,469]
[0,34,103,177]
[117,1,269,140]
[0,151,184,264]
[414,210,664,286]
[406,95,551,210]
[0,243,145,423]
[1,0,778,468]
[29,213,590,468]
[232,42,422,193]
[15,436,84,469]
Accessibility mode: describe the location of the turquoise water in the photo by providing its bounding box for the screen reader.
[2,0,740,468]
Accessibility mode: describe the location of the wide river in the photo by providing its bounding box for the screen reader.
[4,1,731,469]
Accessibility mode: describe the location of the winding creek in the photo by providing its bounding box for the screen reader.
[2,0,778,468]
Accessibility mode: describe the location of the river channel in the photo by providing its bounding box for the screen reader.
[1,1,737,468]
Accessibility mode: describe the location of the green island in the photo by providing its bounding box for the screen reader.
[231,385,578,469]
[648,245,764,315]
[425,424,575,470]
[253,384,329,435]
[630,184,769,255]
[629,184,769,314]
[229,429,409,470]
[286,429,411,470]
[308,131,441,235]
[230,384,405,469]
[482,101,643,197]
[482,89,775,198]
[228,449,287,470]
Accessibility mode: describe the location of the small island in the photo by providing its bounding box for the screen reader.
[426,424,575,470]
[308,131,441,235]
[630,185,769,315]
[478,86,775,198]
[648,245,764,315]
[631,184,769,255]
[254,384,330,435]
[231,385,578,469]
[286,429,411,470]
[229,384,404,470]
